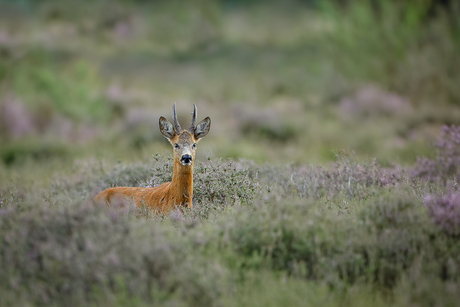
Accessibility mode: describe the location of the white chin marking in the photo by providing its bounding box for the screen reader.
[181,162,192,166]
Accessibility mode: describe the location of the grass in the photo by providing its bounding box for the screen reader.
[1,0,460,306]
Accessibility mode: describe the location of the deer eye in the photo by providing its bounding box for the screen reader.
[175,143,179,149]
[192,143,196,149]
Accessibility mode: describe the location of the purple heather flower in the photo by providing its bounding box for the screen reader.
[425,184,460,235]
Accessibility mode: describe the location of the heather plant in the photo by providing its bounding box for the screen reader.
[258,151,402,201]
[412,125,460,183]
[2,154,460,306]
[138,154,174,188]
[129,154,259,218]
[2,1,460,305]
[43,158,155,209]
[42,155,259,220]
[0,155,260,306]
[424,180,460,235]
[215,188,460,293]
[0,202,230,306]
[190,158,260,219]
[0,186,22,210]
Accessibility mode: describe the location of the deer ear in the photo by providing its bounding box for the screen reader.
[159,116,175,139]
[194,117,211,140]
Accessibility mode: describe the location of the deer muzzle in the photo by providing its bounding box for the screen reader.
[180,154,193,166]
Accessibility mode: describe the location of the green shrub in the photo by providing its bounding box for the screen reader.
[13,60,110,123]
[319,0,460,105]
[0,141,70,166]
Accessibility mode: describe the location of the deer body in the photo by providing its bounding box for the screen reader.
[94,104,210,214]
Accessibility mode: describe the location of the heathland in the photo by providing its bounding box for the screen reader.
[1,1,460,306]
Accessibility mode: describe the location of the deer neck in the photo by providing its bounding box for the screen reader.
[170,157,194,208]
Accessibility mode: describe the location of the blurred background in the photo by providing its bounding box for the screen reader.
[1,0,459,184]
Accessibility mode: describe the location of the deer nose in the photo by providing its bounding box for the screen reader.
[181,154,193,164]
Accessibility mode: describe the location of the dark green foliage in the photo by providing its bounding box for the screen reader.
[240,121,298,143]
[319,0,460,105]
[0,141,69,165]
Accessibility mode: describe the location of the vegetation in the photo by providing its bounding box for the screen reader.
[1,0,460,306]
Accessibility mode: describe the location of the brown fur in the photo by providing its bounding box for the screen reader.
[94,106,210,214]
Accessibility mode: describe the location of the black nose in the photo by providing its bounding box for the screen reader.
[181,155,192,164]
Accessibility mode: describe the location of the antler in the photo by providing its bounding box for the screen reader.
[189,104,197,133]
[172,102,182,132]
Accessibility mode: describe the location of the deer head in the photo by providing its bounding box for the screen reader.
[159,103,211,166]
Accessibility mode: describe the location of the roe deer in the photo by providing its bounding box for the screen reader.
[94,103,211,214]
